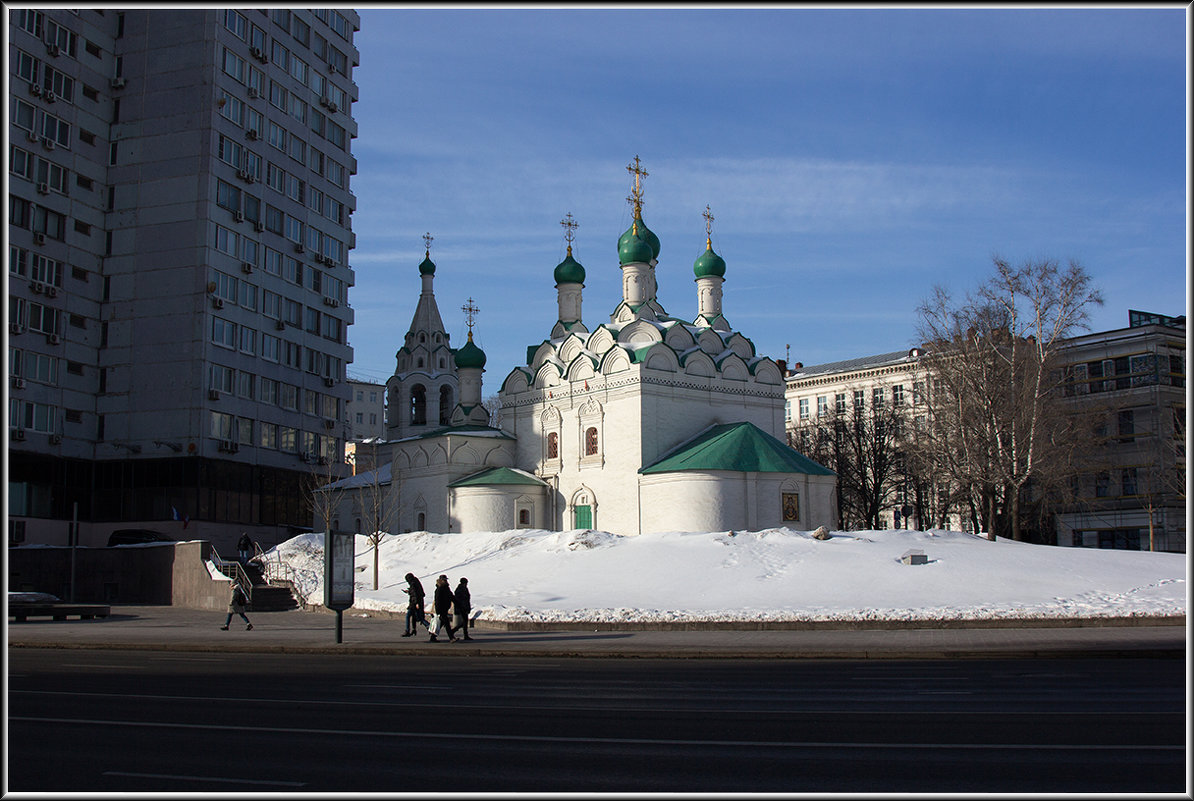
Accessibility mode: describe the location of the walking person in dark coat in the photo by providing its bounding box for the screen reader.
[453,577,473,641]
[221,581,253,630]
[237,532,254,562]
[429,575,458,642]
[401,573,429,637]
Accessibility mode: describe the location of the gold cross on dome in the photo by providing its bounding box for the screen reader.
[703,205,715,237]
[626,155,648,217]
[461,297,479,336]
[560,212,578,254]
[422,231,434,255]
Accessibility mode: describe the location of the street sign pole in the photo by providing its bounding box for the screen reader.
[323,530,355,643]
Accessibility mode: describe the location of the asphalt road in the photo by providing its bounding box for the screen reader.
[7,649,1186,793]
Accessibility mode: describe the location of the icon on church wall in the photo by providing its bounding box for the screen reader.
[782,492,800,522]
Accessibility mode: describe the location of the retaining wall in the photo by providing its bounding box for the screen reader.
[8,540,230,610]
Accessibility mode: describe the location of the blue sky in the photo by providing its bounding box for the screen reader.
[344,7,1186,385]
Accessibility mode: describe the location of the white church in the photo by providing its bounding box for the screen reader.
[330,161,837,536]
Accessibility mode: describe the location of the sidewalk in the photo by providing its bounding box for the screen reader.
[7,605,1186,659]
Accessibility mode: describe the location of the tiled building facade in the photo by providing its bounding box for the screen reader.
[8,9,360,552]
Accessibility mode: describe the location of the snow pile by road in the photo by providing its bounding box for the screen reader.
[266,527,1187,623]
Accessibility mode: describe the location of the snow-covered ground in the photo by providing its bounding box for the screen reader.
[264,527,1187,624]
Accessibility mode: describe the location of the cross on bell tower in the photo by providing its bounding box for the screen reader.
[423,231,434,257]
[703,204,715,249]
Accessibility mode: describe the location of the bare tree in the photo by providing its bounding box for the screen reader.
[482,392,503,429]
[916,257,1103,541]
[790,383,909,530]
[306,448,349,537]
[352,440,396,590]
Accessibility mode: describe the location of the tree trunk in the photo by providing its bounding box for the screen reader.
[1009,484,1023,541]
[373,540,379,591]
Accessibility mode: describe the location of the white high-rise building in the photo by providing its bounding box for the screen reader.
[8,9,360,551]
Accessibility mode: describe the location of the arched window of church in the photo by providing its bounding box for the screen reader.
[410,384,427,425]
[439,358,445,368]
[518,509,530,527]
[439,385,453,425]
[417,357,424,368]
[417,512,426,530]
[547,432,559,459]
[585,427,599,456]
[419,333,426,343]
[434,333,441,343]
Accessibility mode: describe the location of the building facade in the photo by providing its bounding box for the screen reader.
[1052,312,1185,552]
[8,9,360,551]
[784,311,1186,551]
[345,378,384,440]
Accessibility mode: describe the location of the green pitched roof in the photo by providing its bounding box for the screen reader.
[640,422,835,476]
[448,467,549,488]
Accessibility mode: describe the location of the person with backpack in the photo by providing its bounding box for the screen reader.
[221,581,253,631]
[401,572,430,637]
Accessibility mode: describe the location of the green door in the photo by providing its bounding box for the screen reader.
[574,505,592,529]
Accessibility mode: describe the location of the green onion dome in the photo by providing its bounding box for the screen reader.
[454,333,486,369]
[693,239,726,278]
[418,252,436,276]
[553,247,586,285]
[618,221,654,265]
[637,216,661,260]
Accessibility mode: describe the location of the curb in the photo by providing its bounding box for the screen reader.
[9,640,1184,660]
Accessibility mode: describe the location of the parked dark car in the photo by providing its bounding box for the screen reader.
[106,529,176,547]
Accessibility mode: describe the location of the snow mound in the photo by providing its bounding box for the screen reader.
[263,527,1187,623]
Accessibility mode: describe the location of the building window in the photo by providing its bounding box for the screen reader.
[872,387,885,407]
[547,432,559,459]
[1094,471,1110,498]
[816,396,827,417]
[518,508,531,527]
[854,389,866,407]
[1121,468,1138,497]
[1117,409,1134,442]
[835,393,847,413]
[798,398,809,421]
[585,427,599,456]
[892,384,905,404]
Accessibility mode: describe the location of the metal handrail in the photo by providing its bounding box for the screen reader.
[209,545,252,603]
[256,542,308,607]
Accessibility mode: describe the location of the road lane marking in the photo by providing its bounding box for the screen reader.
[9,689,1169,716]
[104,771,304,787]
[12,717,1182,752]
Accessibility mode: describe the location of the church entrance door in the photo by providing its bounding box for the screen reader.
[574,505,592,529]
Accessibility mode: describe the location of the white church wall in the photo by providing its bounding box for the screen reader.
[450,485,548,532]
[639,473,738,533]
[639,471,837,534]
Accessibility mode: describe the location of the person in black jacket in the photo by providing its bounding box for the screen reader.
[453,577,473,641]
[429,574,458,642]
[237,532,254,562]
[401,573,429,637]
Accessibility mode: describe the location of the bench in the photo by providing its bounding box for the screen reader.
[8,604,112,622]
